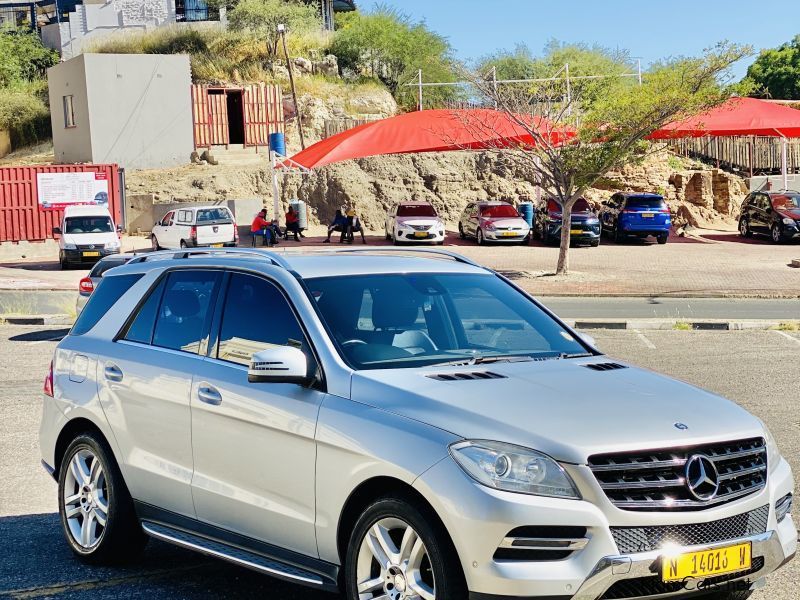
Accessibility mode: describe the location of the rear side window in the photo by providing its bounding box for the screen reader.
[124,278,166,344]
[625,196,666,210]
[152,270,221,354]
[90,257,130,277]
[71,274,143,336]
[177,210,192,223]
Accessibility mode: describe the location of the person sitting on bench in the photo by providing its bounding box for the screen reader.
[342,208,367,244]
[323,209,348,243]
[284,206,305,241]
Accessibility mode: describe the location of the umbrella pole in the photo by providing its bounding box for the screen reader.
[781,136,788,190]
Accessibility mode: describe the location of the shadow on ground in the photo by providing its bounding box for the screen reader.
[9,328,70,343]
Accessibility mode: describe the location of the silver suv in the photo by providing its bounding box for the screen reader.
[40,248,796,600]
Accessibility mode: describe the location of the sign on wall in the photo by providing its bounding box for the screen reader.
[36,172,109,210]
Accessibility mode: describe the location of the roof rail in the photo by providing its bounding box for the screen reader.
[314,246,484,268]
[127,248,293,270]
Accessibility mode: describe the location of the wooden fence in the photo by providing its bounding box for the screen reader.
[323,118,380,139]
[667,136,800,176]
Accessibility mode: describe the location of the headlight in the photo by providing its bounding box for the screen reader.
[105,240,120,249]
[449,440,580,498]
[782,217,796,227]
[484,222,496,231]
[63,243,76,250]
[763,424,781,473]
[585,217,599,224]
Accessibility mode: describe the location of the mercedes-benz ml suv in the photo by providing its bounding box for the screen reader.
[40,248,795,600]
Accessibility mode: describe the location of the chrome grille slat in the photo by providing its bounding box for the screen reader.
[588,438,767,511]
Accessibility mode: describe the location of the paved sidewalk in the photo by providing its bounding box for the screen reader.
[1,229,798,297]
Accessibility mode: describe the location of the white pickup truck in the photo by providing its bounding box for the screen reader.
[151,205,238,250]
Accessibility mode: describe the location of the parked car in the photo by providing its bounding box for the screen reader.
[384,201,446,245]
[458,201,530,244]
[151,205,237,250]
[534,197,601,246]
[739,191,800,243]
[599,192,672,244]
[76,254,136,315]
[52,205,122,269]
[41,247,796,600]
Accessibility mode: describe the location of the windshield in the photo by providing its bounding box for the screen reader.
[481,204,519,218]
[64,216,113,234]
[772,195,800,210]
[625,197,666,210]
[196,208,233,224]
[397,204,437,217]
[307,273,590,370]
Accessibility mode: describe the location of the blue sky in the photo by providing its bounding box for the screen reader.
[376,0,800,80]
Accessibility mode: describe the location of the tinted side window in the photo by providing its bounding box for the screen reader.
[71,274,143,336]
[123,277,166,344]
[217,273,313,370]
[152,270,221,354]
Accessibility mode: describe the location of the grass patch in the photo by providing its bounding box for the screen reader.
[772,321,800,331]
[673,321,692,331]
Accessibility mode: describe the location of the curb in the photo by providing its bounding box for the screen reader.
[564,319,795,331]
[0,314,74,325]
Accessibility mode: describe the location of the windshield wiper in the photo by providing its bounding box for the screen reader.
[559,352,593,359]
[433,354,537,367]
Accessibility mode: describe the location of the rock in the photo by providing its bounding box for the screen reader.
[292,57,313,75]
[313,54,339,78]
[272,64,289,80]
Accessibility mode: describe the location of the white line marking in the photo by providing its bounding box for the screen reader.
[772,330,800,346]
[633,329,656,349]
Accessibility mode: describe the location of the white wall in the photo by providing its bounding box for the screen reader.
[47,55,94,164]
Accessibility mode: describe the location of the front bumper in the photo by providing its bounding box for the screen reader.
[414,456,796,599]
[62,247,120,264]
[398,229,446,243]
[485,229,529,242]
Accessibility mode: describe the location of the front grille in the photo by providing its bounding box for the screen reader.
[589,438,767,511]
[600,557,764,599]
[611,505,768,554]
[408,224,431,231]
[76,244,102,250]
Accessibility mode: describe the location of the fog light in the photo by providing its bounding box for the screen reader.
[776,493,793,522]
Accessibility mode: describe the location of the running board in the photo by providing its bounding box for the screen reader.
[141,521,331,589]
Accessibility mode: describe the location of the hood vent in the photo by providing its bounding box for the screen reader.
[427,371,506,382]
[582,362,628,372]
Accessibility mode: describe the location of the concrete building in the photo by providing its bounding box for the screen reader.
[47,53,194,169]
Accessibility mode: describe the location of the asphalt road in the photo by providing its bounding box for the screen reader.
[1,325,798,599]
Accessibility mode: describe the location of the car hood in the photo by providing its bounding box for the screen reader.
[63,232,118,246]
[350,358,763,464]
[549,212,598,223]
[777,209,800,220]
[396,217,442,226]
[481,217,528,228]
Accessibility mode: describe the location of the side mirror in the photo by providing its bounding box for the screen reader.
[248,346,310,385]
[116,224,123,232]
[576,332,597,348]
[52,226,61,235]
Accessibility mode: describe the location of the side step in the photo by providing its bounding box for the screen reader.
[141,521,330,589]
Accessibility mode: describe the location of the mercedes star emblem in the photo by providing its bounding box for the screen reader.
[685,454,720,501]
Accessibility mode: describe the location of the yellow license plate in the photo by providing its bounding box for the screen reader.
[82,251,100,257]
[570,229,583,235]
[211,243,224,248]
[641,212,655,218]
[662,542,751,582]
[413,232,427,238]
[501,231,517,237]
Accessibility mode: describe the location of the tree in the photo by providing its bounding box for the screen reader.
[0,29,59,87]
[744,35,800,100]
[329,7,461,109]
[227,0,320,56]
[463,42,751,275]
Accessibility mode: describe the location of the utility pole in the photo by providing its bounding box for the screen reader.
[279,23,305,150]
[417,69,423,111]
[491,66,498,109]
[637,58,642,85]
[564,63,572,117]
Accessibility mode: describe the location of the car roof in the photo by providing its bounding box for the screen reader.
[63,205,112,217]
[110,249,489,280]
[619,192,664,199]
[398,201,433,206]
[476,201,511,206]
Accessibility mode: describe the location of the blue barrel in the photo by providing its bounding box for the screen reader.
[518,202,534,228]
[269,132,286,157]
[290,199,308,229]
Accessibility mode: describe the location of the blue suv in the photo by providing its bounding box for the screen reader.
[600,192,672,244]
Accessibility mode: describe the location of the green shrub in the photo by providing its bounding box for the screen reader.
[228,0,320,53]
[0,81,51,146]
[0,29,59,87]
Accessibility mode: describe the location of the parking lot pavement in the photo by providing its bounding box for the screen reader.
[1,324,797,599]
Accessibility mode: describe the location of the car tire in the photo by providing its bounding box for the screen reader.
[344,493,467,600]
[771,224,783,244]
[613,226,624,244]
[738,218,752,238]
[591,238,600,247]
[476,228,485,245]
[58,433,147,564]
[151,235,161,251]
[180,240,188,249]
[458,223,465,239]
[385,230,391,241]
[657,233,668,245]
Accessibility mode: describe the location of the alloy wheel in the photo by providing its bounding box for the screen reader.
[476,229,484,245]
[63,449,108,549]
[739,219,748,237]
[355,517,435,600]
[771,225,782,243]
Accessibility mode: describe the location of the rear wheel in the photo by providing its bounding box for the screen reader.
[151,235,161,251]
[771,224,783,244]
[657,232,668,245]
[58,433,146,564]
[180,240,188,249]
[345,494,467,600]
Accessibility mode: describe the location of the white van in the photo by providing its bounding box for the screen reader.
[53,205,121,270]
[151,205,237,250]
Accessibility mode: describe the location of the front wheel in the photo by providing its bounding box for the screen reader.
[345,494,467,600]
[457,223,465,239]
[58,433,146,564]
[476,228,485,245]
[738,218,752,238]
[613,226,625,244]
[771,224,784,244]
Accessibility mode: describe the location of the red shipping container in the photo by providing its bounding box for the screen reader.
[0,164,122,243]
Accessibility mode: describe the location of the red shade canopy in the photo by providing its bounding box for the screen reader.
[281,109,573,170]
[649,97,800,139]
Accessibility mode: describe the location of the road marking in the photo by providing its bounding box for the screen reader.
[772,330,800,346]
[633,329,656,349]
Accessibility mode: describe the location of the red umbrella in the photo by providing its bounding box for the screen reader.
[649,97,800,139]
[280,109,574,170]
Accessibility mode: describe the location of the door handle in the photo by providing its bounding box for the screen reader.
[104,363,123,383]
[197,385,222,406]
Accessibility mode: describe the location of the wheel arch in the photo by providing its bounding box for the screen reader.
[54,417,112,478]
